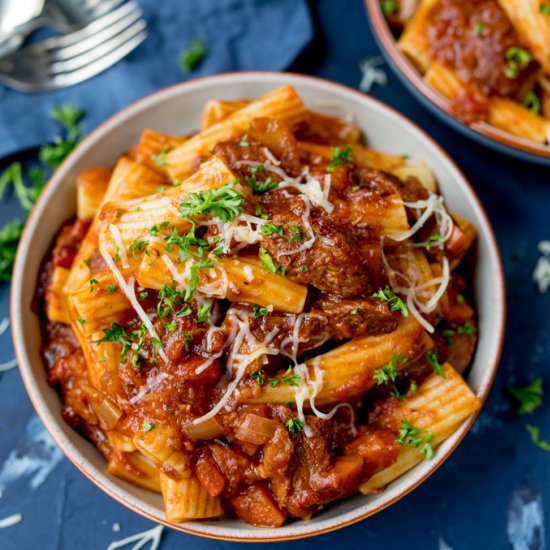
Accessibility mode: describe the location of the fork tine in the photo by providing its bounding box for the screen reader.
[50,17,146,73]
[14,1,139,55]
[51,28,147,89]
[47,7,142,64]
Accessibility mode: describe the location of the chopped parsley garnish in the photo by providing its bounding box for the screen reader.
[128,239,148,258]
[301,265,309,272]
[150,145,170,168]
[472,22,486,36]
[113,246,121,262]
[0,162,36,211]
[142,422,155,433]
[94,323,132,361]
[180,38,207,73]
[0,220,23,281]
[425,232,445,250]
[456,294,465,304]
[286,418,305,434]
[252,304,269,317]
[157,285,187,318]
[327,146,352,173]
[259,247,285,275]
[395,419,434,460]
[260,223,283,237]
[164,320,178,333]
[424,350,443,376]
[137,286,149,301]
[523,91,541,114]
[505,47,532,78]
[40,105,84,169]
[149,221,170,236]
[185,259,214,301]
[181,331,193,351]
[89,278,99,292]
[196,302,211,323]
[245,171,278,195]
[381,0,398,17]
[508,378,544,415]
[239,134,250,147]
[350,307,360,315]
[373,355,407,385]
[76,317,86,324]
[409,380,418,395]
[540,3,550,14]
[250,369,265,385]
[105,283,118,295]
[288,225,301,243]
[179,182,244,222]
[164,224,209,263]
[457,322,476,335]
[372,286,409,317]
[526,424,550,451]
[442,328,455,344]
[268,366,301,387]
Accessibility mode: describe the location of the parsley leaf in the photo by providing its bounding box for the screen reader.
[381,0,398,16]
[128,239,148,258]
[94,323,132,362]
[424,350,443,376]
[286,417,305,434]
[245,172,278,195]
[425,232,445,250]
[252,304,269,317]
[268,366,301,387]
[0,163,35,210]
[523,91,541,114]
[260,223,283,237]
[180,39,208,73]
[179,182,244,222]
[372,286,409,317]
[472,22,486,36]
[505,47,532,79]
[327,146,352,172]
[540,3,550,14]
[105,284,118,295]
[0,219,23,281]
[457,322,476,335]
[373,355,407,385]
[288,225,301,243]
[150,145,170,167]
[250,370,265,385]
[395,419,434,459]
[142,422,155,433]
[508,378,544,415]
[259,247,285,275]
[525,424,550,451]
[40,105,84,168]
[196,302,211,323]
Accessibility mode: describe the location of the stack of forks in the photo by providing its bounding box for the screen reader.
[0,0,147,91]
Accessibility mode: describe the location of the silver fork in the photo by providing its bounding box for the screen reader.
[0,1,147,92]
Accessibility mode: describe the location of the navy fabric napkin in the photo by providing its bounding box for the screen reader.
[0,0,313,158]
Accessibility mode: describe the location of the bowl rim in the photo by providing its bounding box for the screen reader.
[364,0,550,165]
[10,71,506,542]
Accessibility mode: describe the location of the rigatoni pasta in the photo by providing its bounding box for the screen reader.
[37,86,481,528]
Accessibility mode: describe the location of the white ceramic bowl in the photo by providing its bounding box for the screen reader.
[11,72,506,542]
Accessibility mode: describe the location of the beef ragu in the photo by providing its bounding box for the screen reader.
[389,0,550,142]
[35,86,481,527]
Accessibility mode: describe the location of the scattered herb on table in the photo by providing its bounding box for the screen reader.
[508,378,544,415]
[180,39,208,73]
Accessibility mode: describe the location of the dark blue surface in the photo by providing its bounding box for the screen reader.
[1,1,549,549]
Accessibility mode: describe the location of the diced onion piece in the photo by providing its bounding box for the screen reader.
[183,417,224,440]
[97,398,123,430]
[235,414,278,445]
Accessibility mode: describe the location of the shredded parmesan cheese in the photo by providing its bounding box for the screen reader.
[107,524,164,550]
[292,360,356,438]
[0,359,17,373]
[359,56,388,93]
[262,146,281,165]
[533,240,550,293]
[0,513,22,528]
[0,318,9,336]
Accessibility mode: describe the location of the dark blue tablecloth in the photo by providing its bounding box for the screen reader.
[1,1,549,549]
